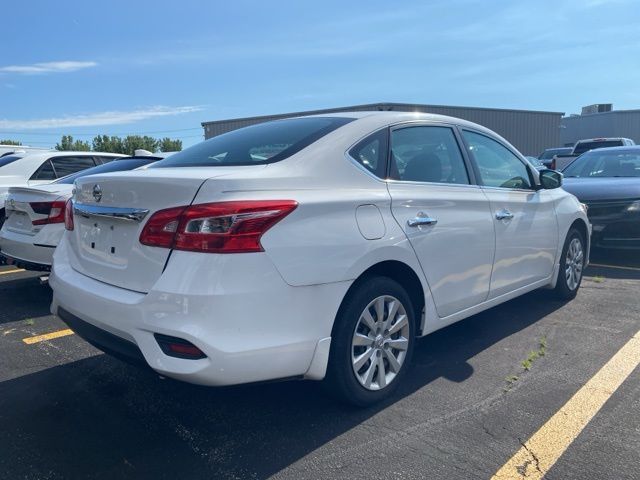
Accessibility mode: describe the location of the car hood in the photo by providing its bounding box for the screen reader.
[562,177,640,201]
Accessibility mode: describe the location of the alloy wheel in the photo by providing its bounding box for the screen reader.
[351,295,410,391]
[565,237,584,291]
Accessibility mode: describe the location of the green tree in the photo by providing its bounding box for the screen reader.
[122,135,158,155]
[158,137,182,152]
[0,139,22,146]
[92,135,125,154]
[55,135,91,151]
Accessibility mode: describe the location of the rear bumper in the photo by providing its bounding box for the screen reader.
[50,238,347,386]
[0,224,63,269]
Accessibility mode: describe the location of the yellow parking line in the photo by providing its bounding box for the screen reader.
[589,263,640,272]
[23,329,74,345]
[492,329,640,479]
[0,268,25,276]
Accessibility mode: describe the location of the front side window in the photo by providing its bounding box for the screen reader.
[462,130,532,190]
[152,117,354,168]
[389,126,470,185]
[30,160,56,181]
[51,156,97,178]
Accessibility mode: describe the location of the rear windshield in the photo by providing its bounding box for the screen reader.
[0,155,23,168]
[54,158,156,184]
[151,117,354,168]
[573,140,623,155]
[563,150,640,178]
[539,148,571,160]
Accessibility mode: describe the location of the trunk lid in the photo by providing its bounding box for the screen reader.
[3,185,73,236]
[68,167,258,293]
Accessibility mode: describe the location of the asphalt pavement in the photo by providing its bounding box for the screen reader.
[0,249,638,479]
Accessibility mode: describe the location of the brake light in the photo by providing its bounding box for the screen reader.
[139,200,297,253]
[64,198,74,231]
[31,201,66,226]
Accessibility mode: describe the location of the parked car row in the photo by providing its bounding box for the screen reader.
[0,112,593,406]
[0,153,168,270]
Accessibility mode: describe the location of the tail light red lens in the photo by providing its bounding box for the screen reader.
[139,200,297,253]
[31,201,67,226]
[64,199,74,231]
[550,158,556,170]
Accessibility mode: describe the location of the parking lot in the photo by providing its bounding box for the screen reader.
[0,249,636,480]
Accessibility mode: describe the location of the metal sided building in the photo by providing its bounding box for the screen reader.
[202,102,564,156]
[561,106,640,147]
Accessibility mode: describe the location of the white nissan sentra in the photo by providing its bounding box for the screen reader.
[50,112,590,405]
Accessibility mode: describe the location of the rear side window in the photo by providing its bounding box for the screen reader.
[30,160,57,181]
[54,159,153,184]
[349,129,388,178]
[389,126,470,185]
[50,156,97,178]
[0,155,22,168]
[151,117,354,168]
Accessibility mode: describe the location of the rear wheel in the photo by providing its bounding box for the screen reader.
[554,228,585,300]
[324,276,415,406]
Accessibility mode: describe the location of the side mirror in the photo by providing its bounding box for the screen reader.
[539,169,563,189]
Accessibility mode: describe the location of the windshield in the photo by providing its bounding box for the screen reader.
[54,158,156,184]
[573,140,623,155]
[539,148,571,160]
[563,150,640,178]
[0,155,23,168]
[151,117,354,168]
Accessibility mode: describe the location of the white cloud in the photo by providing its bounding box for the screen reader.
[0,106,203,129]
[0,61,98,74]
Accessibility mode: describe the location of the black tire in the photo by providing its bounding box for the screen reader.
[324,276,415,407]
[554,228,586,300]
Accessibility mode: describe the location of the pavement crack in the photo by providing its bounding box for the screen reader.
[518,437,542,475]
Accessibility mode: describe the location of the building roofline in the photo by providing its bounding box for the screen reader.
[201,102,565,127]
[563,108,640,120]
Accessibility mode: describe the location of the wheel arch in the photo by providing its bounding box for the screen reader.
[333,260,426,337]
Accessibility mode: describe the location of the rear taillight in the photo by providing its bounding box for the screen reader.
[64,199,74,231]
[31,201,66,226]
[139,200,297,253]
[550,158,556,170]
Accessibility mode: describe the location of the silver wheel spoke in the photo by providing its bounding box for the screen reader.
[386,338,409,351]
[375,297,385,325]
[389,314,408,335]
[363,358,377,388]
[361,309,377,332]
[353,348,374,371]
[353,333,374,347]
[385,350,402,373]
[376,355,386,389]
[384,300,399,330]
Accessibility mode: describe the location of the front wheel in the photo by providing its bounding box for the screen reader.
[324,276,415,407]
[554,228,586,300]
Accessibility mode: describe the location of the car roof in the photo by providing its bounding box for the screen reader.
[576,137,632,143]
[579,145,640,154]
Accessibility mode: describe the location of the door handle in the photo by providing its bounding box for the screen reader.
[407,212,438,227]
[495,209,514,220]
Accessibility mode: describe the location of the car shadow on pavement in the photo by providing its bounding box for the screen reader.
[0,289,570,479]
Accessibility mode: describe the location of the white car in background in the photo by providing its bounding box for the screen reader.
[0,154,169,270]
[0,151,124,229]
[50,112,590,406]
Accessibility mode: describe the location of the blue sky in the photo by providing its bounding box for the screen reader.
[1,0,639,149]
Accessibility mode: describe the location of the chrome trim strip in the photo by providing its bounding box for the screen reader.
[73,203,150,222]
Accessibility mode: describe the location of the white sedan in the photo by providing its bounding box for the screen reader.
[50,112,590,406]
